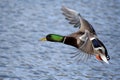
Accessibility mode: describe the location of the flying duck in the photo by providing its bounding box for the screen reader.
[40,6,110,64]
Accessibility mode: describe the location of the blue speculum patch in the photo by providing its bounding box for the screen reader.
[92,39,101,48]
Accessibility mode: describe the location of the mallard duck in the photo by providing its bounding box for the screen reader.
[40,6,110,64]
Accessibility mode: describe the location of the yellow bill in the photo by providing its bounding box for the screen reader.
[40,37,47,41]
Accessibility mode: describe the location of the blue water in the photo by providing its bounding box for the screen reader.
[0,0,120,80]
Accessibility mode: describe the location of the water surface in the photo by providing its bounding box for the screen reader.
[0,0,120,80]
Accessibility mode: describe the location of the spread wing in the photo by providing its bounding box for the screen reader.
[61,6,81,28]
[70,30,94,62]
[61,6,96,35]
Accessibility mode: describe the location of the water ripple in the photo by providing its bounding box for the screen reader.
[0,0,120,80]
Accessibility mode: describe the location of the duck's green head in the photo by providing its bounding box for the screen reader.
[40,34,64,42]
[40,34,78,48]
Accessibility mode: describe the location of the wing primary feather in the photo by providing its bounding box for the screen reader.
[61,6,81,28]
